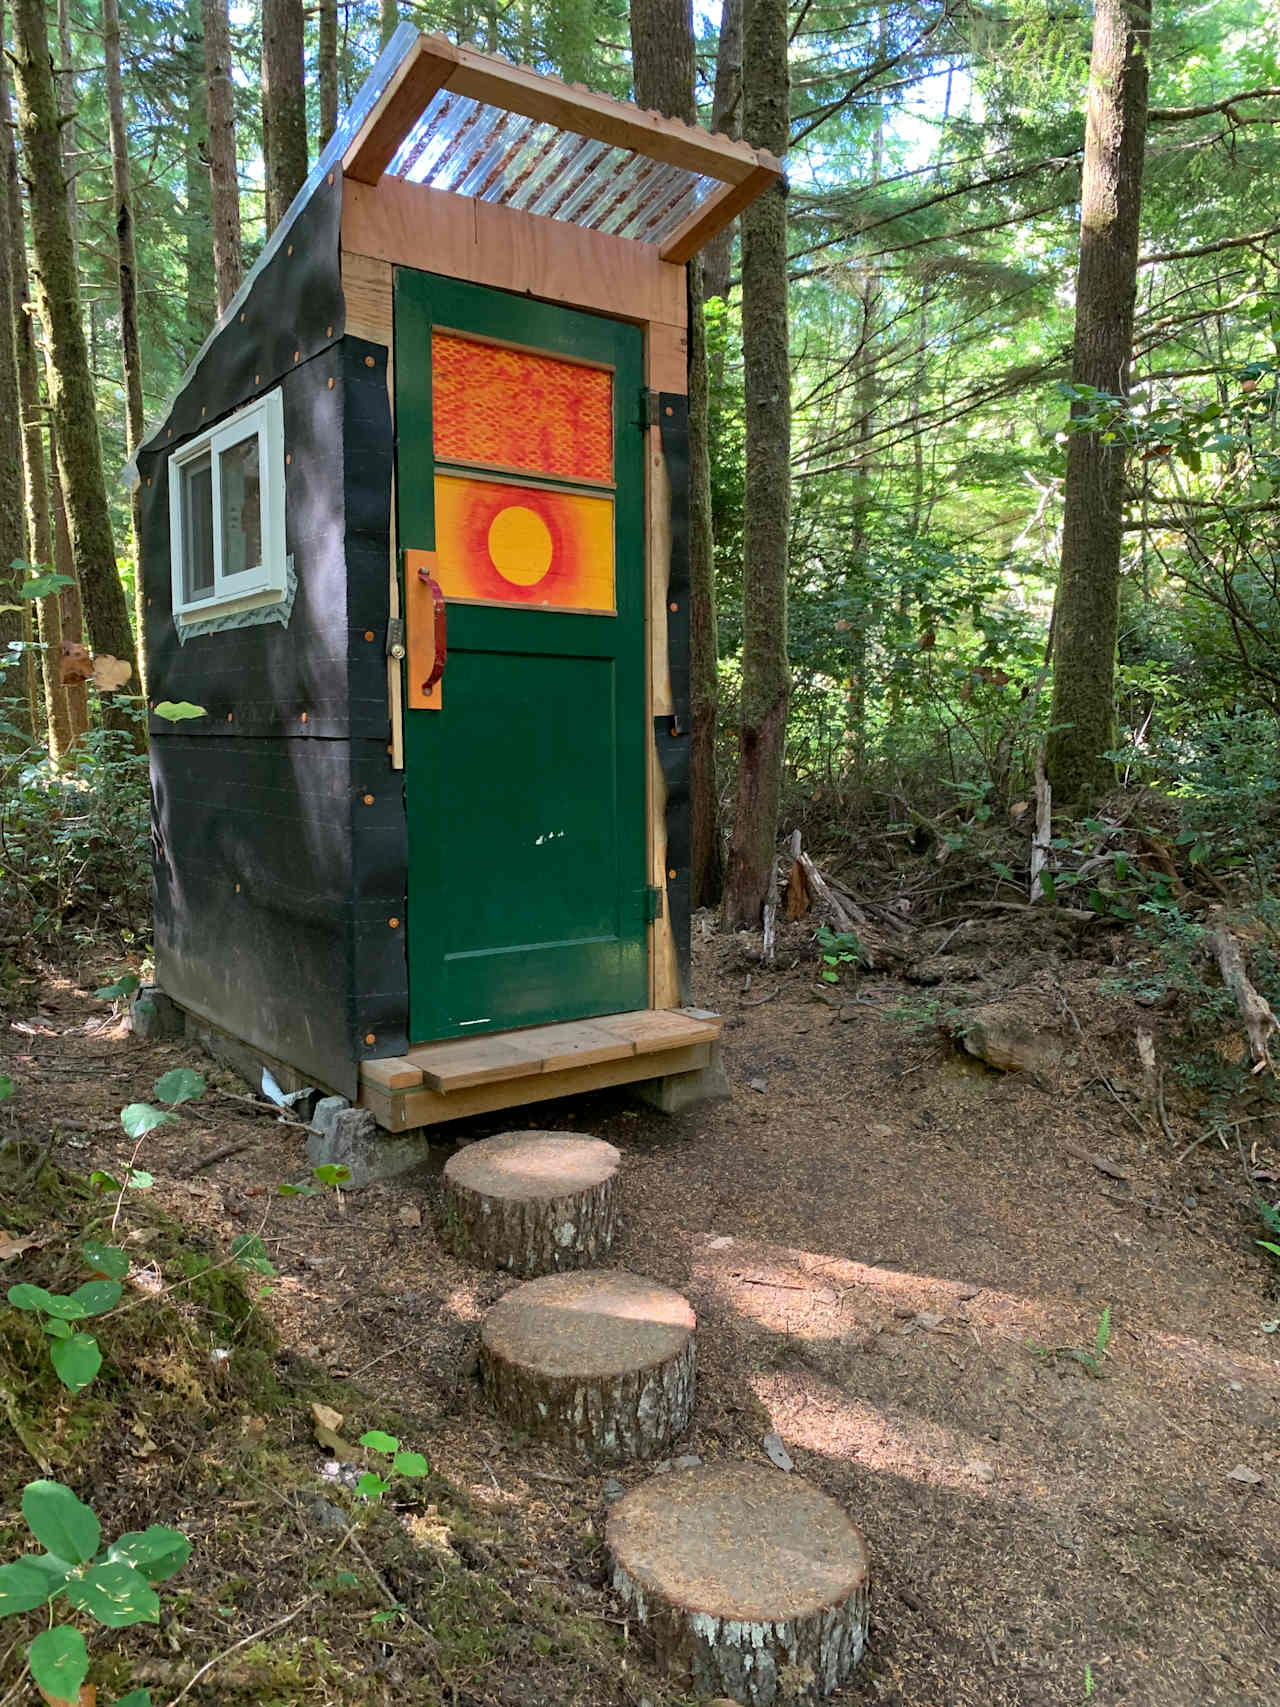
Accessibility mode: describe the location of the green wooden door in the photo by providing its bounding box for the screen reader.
[395,270,649,1043]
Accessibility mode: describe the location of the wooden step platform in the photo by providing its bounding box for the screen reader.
[359,1008,721,1132]
[607,1462,870,1703]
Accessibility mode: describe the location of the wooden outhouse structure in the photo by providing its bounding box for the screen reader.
[137,28,781,1132]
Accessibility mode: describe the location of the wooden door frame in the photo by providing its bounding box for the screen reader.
[341,174,687,1012]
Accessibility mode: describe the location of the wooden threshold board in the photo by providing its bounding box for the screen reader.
[358,1008,720,1131]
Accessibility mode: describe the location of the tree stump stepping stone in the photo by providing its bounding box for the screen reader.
[480,1269,695,1462]
[606,1462,870,1705]
[441,1130,621,1275]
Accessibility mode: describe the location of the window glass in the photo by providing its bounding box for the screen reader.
[219,433,263,577]
[181,452,215,600]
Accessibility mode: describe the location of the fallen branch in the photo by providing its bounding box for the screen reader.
[1029,749,1051,903]
[178,1138,253,1178]
[796,848,863,934]
[1206,917,1279,1070]
[166,1594,319,1705]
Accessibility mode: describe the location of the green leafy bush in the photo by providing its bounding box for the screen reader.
[0,1478,188,1705]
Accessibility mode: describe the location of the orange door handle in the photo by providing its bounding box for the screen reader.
[419,568,447,694]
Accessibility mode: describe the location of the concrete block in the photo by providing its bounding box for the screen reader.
[632,1042,732,1117]
[129,986,185,1042]
[307,1105,431,1188]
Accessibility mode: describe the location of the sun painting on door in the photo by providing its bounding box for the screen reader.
[431,331,616,615]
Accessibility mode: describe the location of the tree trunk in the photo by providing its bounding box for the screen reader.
[53,0,88,740]
[1,22,68,759]
[687,262,724,906]
[441,1132,621,1276]
[702,0,743,304]
[317,0,339,147]
[379,0,399,49]
[50,433,88,739]
[630,0,724,908]
[608,1463,870,1704]
[262,0,308,234]
[102,0,147,697]
[722,0,790,929]
[11,0,139,735]
[1045,0,1151,806]
[481,1270,696,1462]
[184,0,213,362]
[0,3,31,747]
[202,0,242,312]
[844,64,883,780]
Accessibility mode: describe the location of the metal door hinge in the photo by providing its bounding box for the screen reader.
[637,387,661,431]
[386,617,405,660]
[644,884,663,923]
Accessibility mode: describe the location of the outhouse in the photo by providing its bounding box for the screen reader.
[137,28,781,1133]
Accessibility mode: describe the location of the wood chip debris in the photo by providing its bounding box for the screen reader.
[1064,1142,1132,1181]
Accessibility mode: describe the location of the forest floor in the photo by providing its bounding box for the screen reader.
[2,913,1279,1707]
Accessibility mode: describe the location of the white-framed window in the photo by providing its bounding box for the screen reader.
[169,389,287,620]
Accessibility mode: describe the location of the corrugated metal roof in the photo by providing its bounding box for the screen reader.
[388,87,721,245]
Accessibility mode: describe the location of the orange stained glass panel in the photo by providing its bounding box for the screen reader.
[432,332,613,485]
[433,474,614,614]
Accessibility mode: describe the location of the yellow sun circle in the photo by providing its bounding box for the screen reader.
[488,505,553,586]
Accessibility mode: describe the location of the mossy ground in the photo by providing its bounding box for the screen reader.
[0,1155,664,1706]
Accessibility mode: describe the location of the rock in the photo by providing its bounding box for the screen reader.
[603,1478,626,1503]
[672,1454,702,1470]
[311,1096,350,1137]
[762,1432,794,1472]
[955,1005,1063,1082]
[607,1463,870,1704]
[129,985,185,1041]
[302,1497,349,1533]
[307,1106,429,1189]
[442,1131,622,1276]
[480,1269,696,1463]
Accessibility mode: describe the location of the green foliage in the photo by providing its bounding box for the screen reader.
[0,1479,187,1705]
[119,1068,207,1144]
[1028,1305,1113,1378]
[816,924,863,983]
[355,1430,429,1503]
[150,700,207,722]
[1256,1197,1280,1265]
[7,1258,124,1393]
[0,729,150,943]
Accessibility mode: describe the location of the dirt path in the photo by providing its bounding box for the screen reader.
[4,937,1278,1707]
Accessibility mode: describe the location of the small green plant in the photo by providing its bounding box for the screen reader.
[277,1162,354,1199]
[0,1478,189,1705]
[7,1240,130,1392]
[1083,1662,1095,1700]
[355,1430,429,1503]
[1256,1197,1280,1263]
[95,971,141,1003]
[816,924,863,984]
[1029,1304,1112,1377]
[119,1066,206,1142]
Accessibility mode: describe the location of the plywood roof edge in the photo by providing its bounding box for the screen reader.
[345,29,784,189]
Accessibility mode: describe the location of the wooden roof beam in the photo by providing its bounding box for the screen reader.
[659,164,781,264]
[345,32,782,190]
[344,36,457,184]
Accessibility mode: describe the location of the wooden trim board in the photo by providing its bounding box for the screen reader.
[361,1041,712,1132]
[342,178,687,328]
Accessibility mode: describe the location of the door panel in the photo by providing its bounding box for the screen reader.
[394,271,648,1042]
